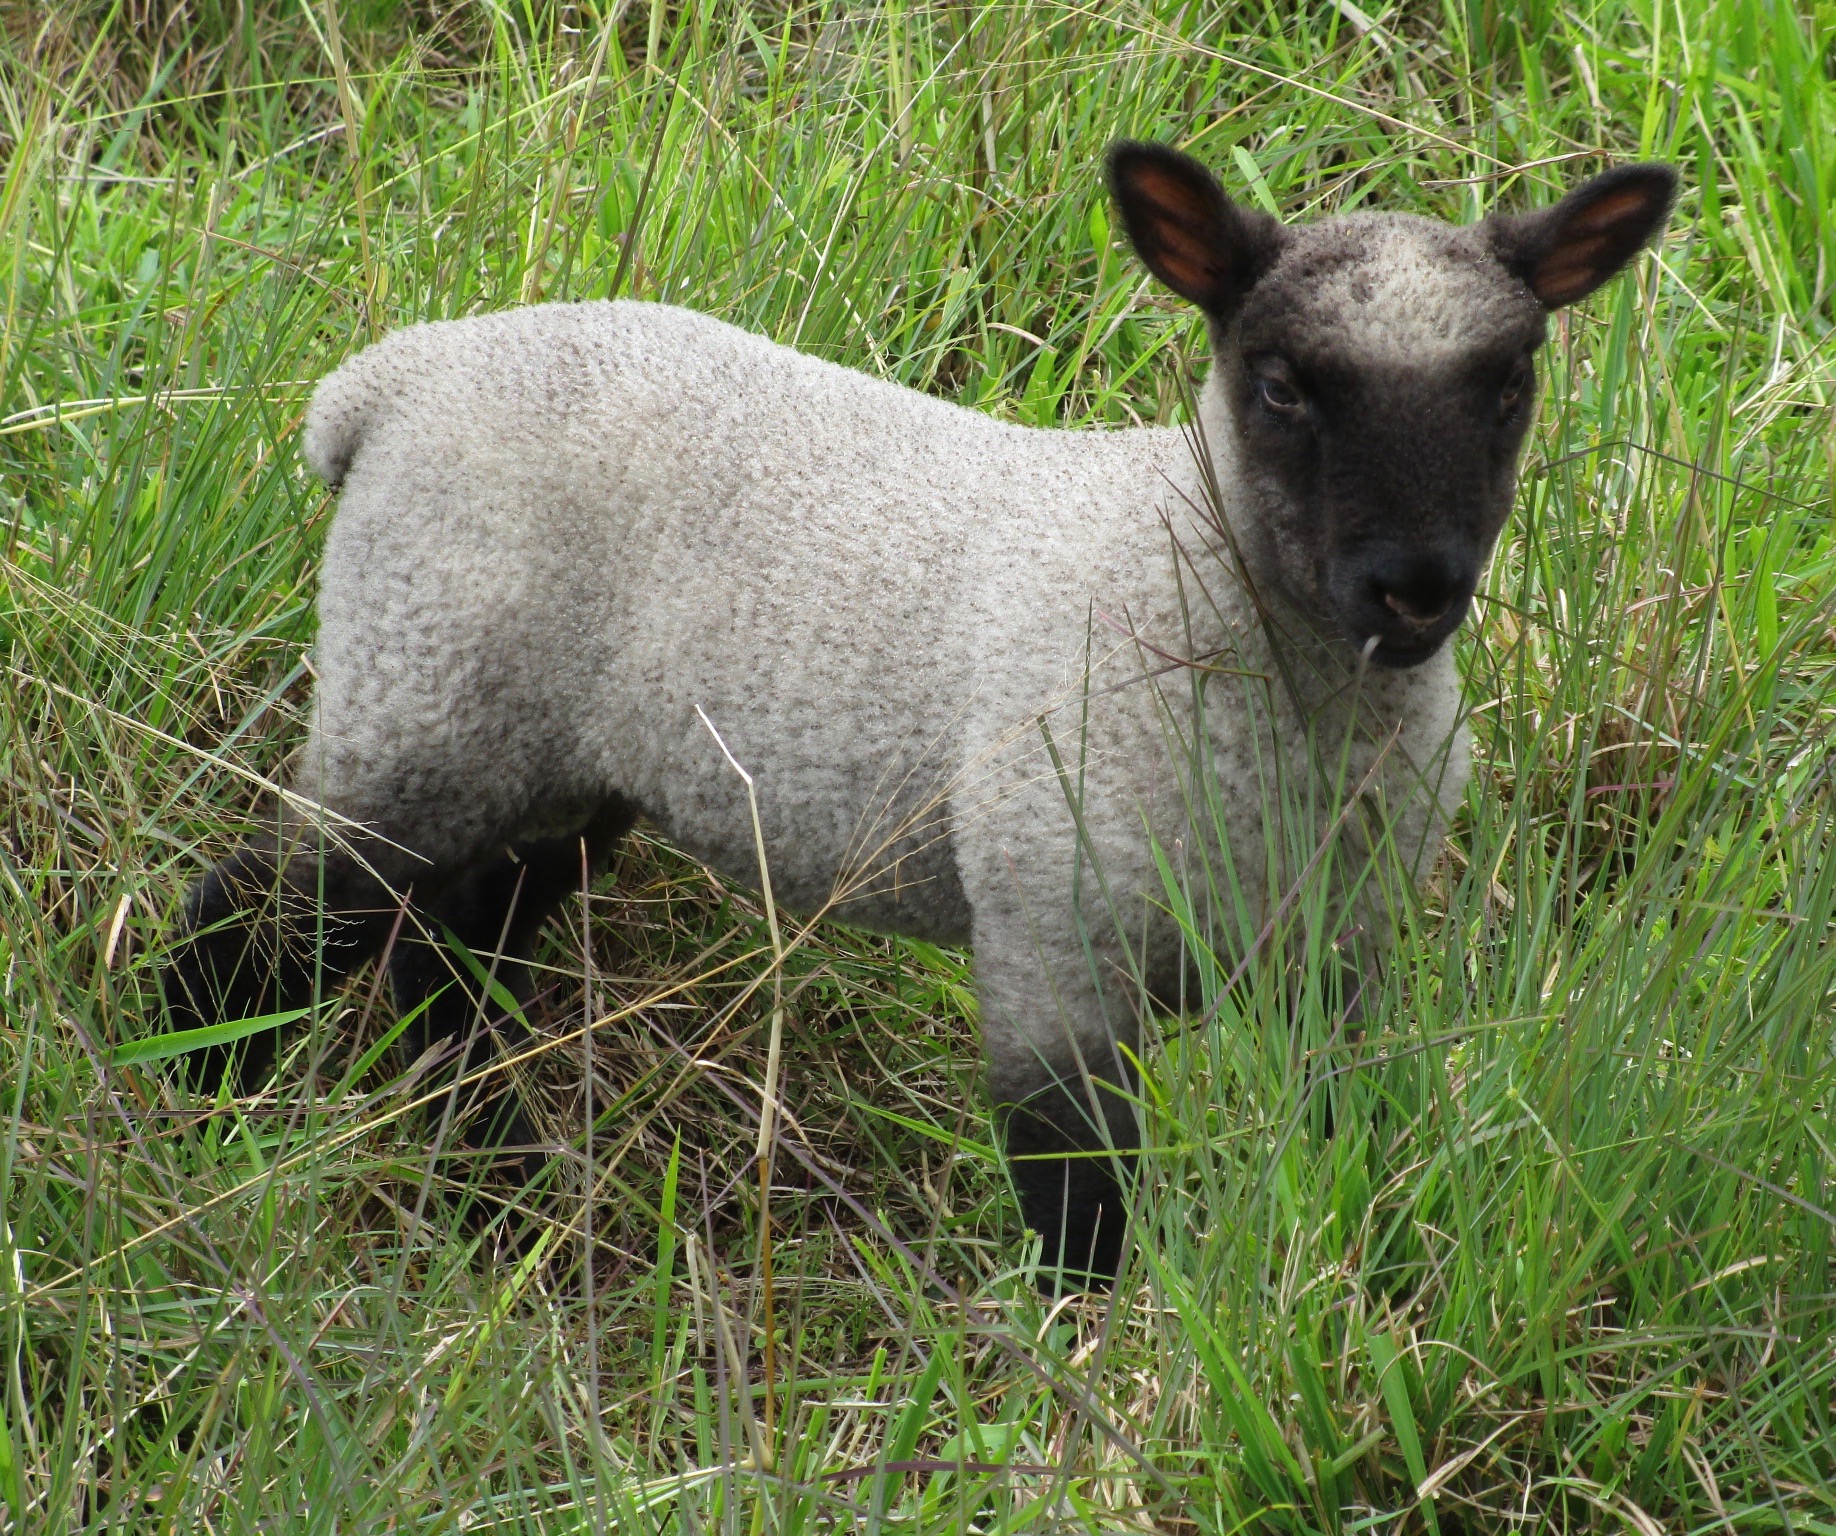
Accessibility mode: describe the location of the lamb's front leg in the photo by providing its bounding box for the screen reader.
[975,924,1141,1290]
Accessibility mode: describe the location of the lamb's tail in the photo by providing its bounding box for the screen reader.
[301,354,379,489]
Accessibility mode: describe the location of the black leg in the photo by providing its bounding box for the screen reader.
[1001,1076,1138,1292]
[161,828,414,1094]
[388,799,635,1189]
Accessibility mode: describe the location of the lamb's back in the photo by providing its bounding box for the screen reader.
[308,300,1191,710]
[303,301,1193,932]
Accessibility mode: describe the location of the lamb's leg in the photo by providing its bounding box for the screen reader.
[974,923,1141,1290]
[994,1060,1138,1290]
[160,815,424,1093]
[388,797,636,1187]
[159,708,540,1095]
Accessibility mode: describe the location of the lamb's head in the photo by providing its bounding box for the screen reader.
[1108,142,1677,668]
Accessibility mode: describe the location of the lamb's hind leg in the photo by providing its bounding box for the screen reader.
[159,702,536,1096]
[160,809,432,1094]
[387,796,637,1188]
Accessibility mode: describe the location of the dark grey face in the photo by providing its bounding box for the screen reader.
[1108,142,1678,668]
[1227,221,1549,665]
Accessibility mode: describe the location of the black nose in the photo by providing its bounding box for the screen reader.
[1359,549,1464,631]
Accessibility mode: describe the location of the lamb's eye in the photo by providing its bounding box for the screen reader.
[1499,357,1534,416]
[1254,371,1303,416]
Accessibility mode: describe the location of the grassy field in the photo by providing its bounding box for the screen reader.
[3,1,1835,1530]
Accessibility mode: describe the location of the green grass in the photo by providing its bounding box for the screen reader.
[2,0,1835,1530]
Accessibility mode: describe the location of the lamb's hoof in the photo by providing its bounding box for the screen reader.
[156,940,280,1098]
[433,1090,553,1234]
[1012,1157,1131,1294]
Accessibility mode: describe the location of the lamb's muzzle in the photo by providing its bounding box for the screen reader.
[159,140,1677,1290]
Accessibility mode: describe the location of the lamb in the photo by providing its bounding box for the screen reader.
[160,142,1676,1285]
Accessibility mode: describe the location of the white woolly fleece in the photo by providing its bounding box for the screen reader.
[298,300,1467,1099]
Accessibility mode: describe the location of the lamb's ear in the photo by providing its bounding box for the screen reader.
[1490,163,1678,309]
[1107,140,1286,316]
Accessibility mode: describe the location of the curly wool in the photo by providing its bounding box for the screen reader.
[298,298,1466,1099]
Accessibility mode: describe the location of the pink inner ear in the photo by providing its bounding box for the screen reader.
[1152,229,1214,295]
[1129,169,1216,295]
[1535,240,1614,304]
[1153,242,1211,297]
[1532,184,1664,304]
[1544,232,1612,274]
[1131,165,1205,219]
[1566,187,1655,238]
[1534,264,1602,307]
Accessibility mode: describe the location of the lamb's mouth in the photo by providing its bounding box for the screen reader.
[1358,630,1453,670]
